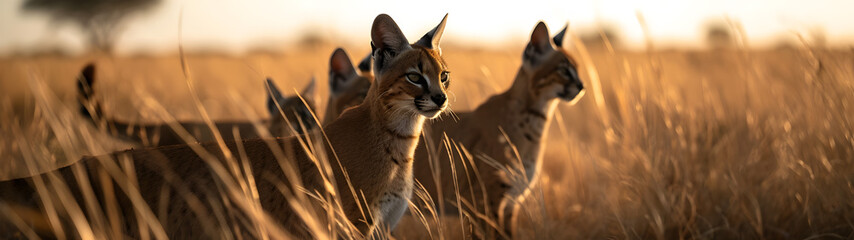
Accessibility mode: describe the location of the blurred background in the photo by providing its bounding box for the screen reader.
[2,0,853,107]
[1,0,853,238]
[1,0,853,56]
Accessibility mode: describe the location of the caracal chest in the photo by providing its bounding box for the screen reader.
[374,161,413,229]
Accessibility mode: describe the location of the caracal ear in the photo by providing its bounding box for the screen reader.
[553,23,568,48]
[357,52,372,74]
[81,63,96,84]
[414,13,448,51]
[329,48,358,94]
[77,63,97,99]
[265,77,285,115]
[523,21,553,66]
[371,14,411,76]
[301,77,317,101]
[77,63,99,119]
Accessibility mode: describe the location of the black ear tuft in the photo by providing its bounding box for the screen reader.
[357,52,372,73]
[371,14,411,74]
[414,13,448,50]
[81,63,95,85]
[266,78,284,115]
[329,48,357,93]
[553,23,568,47]
[77,63,99,120]
[77,63,96,99]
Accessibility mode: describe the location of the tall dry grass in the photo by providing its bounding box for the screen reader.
[1,37,853,239]
[502,46,854,239]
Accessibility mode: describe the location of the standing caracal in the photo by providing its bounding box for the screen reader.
[413,21,585,238]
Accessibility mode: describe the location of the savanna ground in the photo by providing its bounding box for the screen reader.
[1,40,853,239]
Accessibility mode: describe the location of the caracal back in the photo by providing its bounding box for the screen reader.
[77,64,319,146]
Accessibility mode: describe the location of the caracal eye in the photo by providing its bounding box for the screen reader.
[441,72,450,83]
[406,73,423,84]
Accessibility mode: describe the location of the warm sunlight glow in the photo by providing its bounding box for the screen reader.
[1,0,853,55]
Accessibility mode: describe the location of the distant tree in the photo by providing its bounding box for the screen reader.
[704,21,735,49]
[22,0,160,53]
[772,38,798,50]
[296,26,331,50]
[579,24,622,51]
[809,27,827,48]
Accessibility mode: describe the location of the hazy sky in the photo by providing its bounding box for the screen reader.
[0,0,852,56]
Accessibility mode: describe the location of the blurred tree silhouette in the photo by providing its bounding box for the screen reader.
[22,0,160,53]
[579,24,622,51]
[704,20,735,49]
[810,27,827,48]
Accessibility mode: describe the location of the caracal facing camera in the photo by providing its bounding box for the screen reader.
[77,64,319,146]
[1,13,451,239]
[413,21,585,238]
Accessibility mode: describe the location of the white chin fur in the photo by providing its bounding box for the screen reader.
[415,99,445,118]
[418,107,444,118]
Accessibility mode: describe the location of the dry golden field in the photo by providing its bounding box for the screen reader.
[1,42,853,239]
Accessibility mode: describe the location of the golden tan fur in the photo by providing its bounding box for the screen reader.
[413,22,585,238]
[1,13,450,239]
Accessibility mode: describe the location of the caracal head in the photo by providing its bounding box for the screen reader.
[369,13,450,119]
[266,77,319,135]
[328,48,373,119]
[521,22,586,105]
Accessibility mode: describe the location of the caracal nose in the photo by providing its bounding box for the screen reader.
[431,94,447,106]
